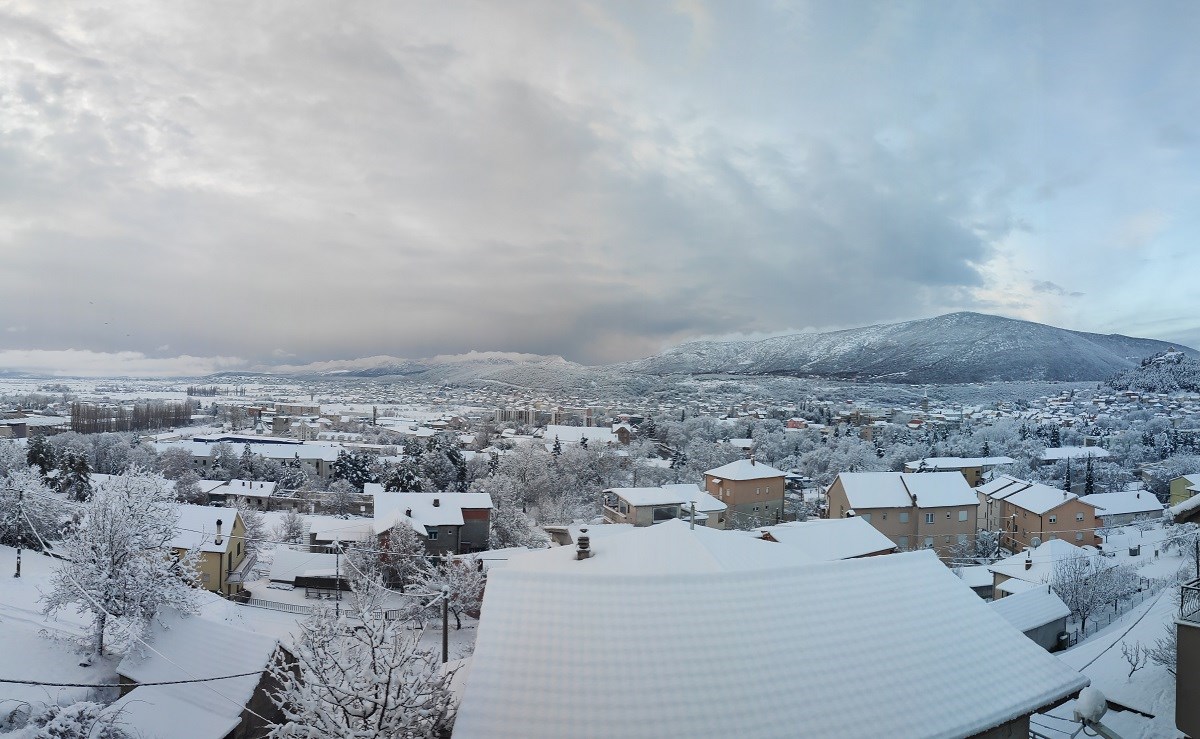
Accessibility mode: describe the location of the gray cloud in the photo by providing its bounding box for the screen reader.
[0,1,1196,368]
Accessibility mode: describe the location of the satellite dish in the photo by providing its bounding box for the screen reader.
[1030,537,1042,547]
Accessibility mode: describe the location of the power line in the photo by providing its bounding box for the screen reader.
[0,671,265,688]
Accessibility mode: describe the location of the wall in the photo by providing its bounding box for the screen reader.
[705,474,783,525]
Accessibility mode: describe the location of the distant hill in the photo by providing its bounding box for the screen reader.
[1106,349,1200,394]
[618,312,1198,384]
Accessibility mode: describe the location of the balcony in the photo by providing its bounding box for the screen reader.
[1183,578,1200,623]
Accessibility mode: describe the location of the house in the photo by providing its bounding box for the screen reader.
[987,539,1088,598]
[170,505,250,597]
[153,439,344,480]
[1169,473,1200,506]
[825,472,979,557]
[755,517,897,560]
[1170,493,1200,525]
[599,484,726,528]
[540,424,619,447]
[267,547,349,595]
[110,608,290,739]
[903,456,1015,487]
[207,479,278,508]
[702,457,786,526]
[1077,491,1164,527]
[1176,576,1200,736]
[988,585,1071,651]
[370,489,493,555]
[453,521,1089,738]
[981,477,1101,550]
[1038,446,1111,466]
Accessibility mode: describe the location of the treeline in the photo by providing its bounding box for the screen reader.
[186,385,247,396]
[70,401,193,433]
[1107,350,1200,394]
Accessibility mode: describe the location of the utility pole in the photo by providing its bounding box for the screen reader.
[335,542,341,619]
[13,489,22,578]
[441,584,450,664]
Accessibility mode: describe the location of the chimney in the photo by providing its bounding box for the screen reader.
[405,508,412,517]
[576,528,592,560]
[433,498,440,507]
[1024,551,1032,571]
[749,454,756,465]
[215,519,224,546]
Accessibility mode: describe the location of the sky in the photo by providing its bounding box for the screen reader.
[2,1,1199,376]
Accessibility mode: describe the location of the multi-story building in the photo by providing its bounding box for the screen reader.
[169,505,250,597]
[978,476,1101,550]
[903,456,1015,487]
[825,472,979,557]
[600,484,726,528]
[703,458,786,526]
[1177,577,1200,737]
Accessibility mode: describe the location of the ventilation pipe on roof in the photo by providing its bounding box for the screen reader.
[1025,551,1032,570]
[749,455,756,465]
[433,498,440,507]
[845,509,856,518]
[405,508,412,517]
[576,528,592,560]
[215,519,224,546]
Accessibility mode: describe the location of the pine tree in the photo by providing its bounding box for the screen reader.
[1050,425,1061,447]
[552,436,562,457]
[981,441,991,458]
[58,451,94,501]
[1084,455,1096,495]
[578,435,588,450]
[42,470,201,655]
[26,433,55,479]
[1064,458,1073,492]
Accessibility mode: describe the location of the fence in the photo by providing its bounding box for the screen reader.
[237,598,412,621]
[1063,582,1163,644]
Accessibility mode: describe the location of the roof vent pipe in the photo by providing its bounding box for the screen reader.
[215,519,224,546]
[433,498,440,507]
[576,528,592,560]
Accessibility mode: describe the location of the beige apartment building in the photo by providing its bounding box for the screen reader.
[703,458,786,526]
[903,456,1015,487]
[825,472,979,558]
[978,476,1101,550]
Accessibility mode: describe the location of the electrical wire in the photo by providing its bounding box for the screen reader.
[0,671,265,688]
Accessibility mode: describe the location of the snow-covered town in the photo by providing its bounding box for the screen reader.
[6,2,1200,737]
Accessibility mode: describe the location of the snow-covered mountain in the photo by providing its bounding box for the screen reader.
[619,312,1198,383]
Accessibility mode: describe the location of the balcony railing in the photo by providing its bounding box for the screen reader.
[1182,578,1200,623]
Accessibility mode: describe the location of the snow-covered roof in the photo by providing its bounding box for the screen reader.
[1002,482,1084,515]
[219,478,277,498]
[1078,491,1163,518]
[988,539,1089,585]
[989,586,1071,633]
[955,565,994,589]
[112,609,279,739]
[835,472,977,509]
[903,472,980,508]
[758,518,897,560]
[508,519,814,574]
[455,548,1089,739]
[904,456,1015,471]
[703,458,786,481]
[605,485,726,513]
[169,505,240,554]
[977,474,1031,501]
[268,548,342,582]
[1040,446,1111,462]
[371,491,492,530]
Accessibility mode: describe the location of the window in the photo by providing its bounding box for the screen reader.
[753,506,760,512]
[428,530,439,541]
[881,512,887,520]
[958,511,968,522]
[923,537,934,548]
[1075,532,1084,541]
[924,513,935,524]
[1076,512,1085,522]
[756,488,761,495]
[944,535,951,543]
[765,486,771,495]
[1048,515,1057,524]
[860,513,872,523]
[946,512,951,519]
[898,536,909,548]
[899,512,910,523]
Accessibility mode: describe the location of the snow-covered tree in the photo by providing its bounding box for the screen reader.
[0,466,68,549]
[56,450,93,502]
[381,459,422,492]
[26,433,55,479]
[414,554,485,630]
[376,521,431,591]
[273,509,307,548]
[331,449,378,491]
[324,479,361,517]
[42,470,201,654]
[1052,556,1139,633]
[173,471,206,504]
[475,476,549,549]
[155,446,195,480]
[10,700,132,738]
[233,501,267,559]
[267,578,457,738]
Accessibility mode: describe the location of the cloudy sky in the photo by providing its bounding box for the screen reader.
[2,1,1199,376]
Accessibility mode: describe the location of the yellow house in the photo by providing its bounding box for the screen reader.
[1170,474,1200,507]
[170,505,250,598]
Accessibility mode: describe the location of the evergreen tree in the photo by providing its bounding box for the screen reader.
[26,433,55,479]
[1084,455,1096,495]
[1064,458,1073,492]
[58,451,93,501]
[552,436,562,457]
[981,441,991,458]
[578,435,588,450]
[1050,425,1061,447]
[239,444,257,478]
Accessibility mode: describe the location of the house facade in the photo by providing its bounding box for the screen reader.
[170,505,250,597]
[702,458,786,526]
[985,479,1101,550]
[1170,473,1200,506]
[600,485,726,528]
[369,489,493,555]
[825,472,979,557]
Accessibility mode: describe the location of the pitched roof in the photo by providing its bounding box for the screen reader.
[113,609,279,739]
[604,485,726,513]
[904,456,1015,471]
[268,548,342,583]
[169,505,240,554]
[371,491,492,530]
[1077,491,1164,517]
[507,519,813,574]
[704,458,786,481]
[1002,483,1084,515]
[989,586,1071,633]
[834,472,976,509]
[988,539,1089,584]
[542,425,618,446]
[455,548,1088,739]
[1040,446,1111,461]
[758,518,897,560]
[977,475,1032,501]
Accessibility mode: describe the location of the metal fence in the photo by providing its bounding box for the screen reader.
[1064,583,1162,644]
[1182,578,1200,623]
[241,598,314,615]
